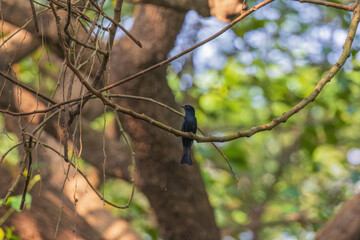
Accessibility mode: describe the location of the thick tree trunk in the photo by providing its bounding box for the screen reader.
[0,1,221,239]
[316,194,360,240]
[0,119,141,240]
[110,4,220,240]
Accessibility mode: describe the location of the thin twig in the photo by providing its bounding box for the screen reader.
[88,0,142,48]
[50,0,141,47]
[3,0,359,146]
[200,130,239,183]
[297,0,355,11]
[48,0,276,144]
[108,95,238,181]
[20,135,33,211]
[99,0,274,92]
[49,0,123,131]
[104,2,360,142]
[0,208,15,226]
[0,7,48,49]
[0,71,56,104]
[0,0,273,116]
[0,141,23,165]
[41,142,133,209]
[102,106,107,206]
[29,0,39,32]
[65,34,109,56]
[47,0,111,31]
[49,0,106,108]
[114,111,136,207]
[53,163,71,240]
[0,155,27,209]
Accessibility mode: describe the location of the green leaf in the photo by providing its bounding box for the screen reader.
[0,228,5,240]
[6,194,32,211]
[231,210,249,224]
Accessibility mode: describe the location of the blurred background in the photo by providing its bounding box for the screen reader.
[1,0,360,239]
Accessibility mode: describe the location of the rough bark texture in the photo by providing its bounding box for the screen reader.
[110,4,220,240]
[209,0,247,22]
[126,0,210,16]
[2,0,360,239]
[316,194,360,240]
[1,118,141,240]
[0,16,136,240]
[0,1,221,239]
[0,22,41,69]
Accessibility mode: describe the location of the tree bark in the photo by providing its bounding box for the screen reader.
[1,117,141,240]
[126,0,210,16]
[110,4,220,239]
[0,1,221,239]
[316,194,360,240]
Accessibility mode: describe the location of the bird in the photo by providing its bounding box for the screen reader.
[180,105,197,166]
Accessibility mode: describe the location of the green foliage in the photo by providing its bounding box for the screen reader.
[99,179,159,239]
[90,111,115,131]
[168,1,360,238]
[16,49,58,96]
[0,115,20,165]
[84,1,134,28]
[1,0,359,239]
[0,227,21,240]
[1,194,32,212]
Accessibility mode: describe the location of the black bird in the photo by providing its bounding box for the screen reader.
[180,105,197,166]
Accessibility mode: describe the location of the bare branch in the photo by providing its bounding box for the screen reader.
[126,0,210,16]
[40,142,134,209]
[28,0,40,32]
[0,155,27,208]
[297,0,356,11]
[0,22,41,67]
[0,71,56,104]
[100,0,274,92]
[88,0,142,48]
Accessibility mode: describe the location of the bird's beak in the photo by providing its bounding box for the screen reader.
[180,105,185,109]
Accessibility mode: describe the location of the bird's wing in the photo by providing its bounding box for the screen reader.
[181,118,186,131]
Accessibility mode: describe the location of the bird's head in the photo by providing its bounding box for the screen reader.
[181,105,195,113]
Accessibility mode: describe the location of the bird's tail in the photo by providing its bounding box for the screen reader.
[180,147,192,166]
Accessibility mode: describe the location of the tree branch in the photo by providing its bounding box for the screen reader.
[2,0,359,143]
[125,0,210,16]
[100,0,274,92]
[0,72,56,105]
[297,0,356,11]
